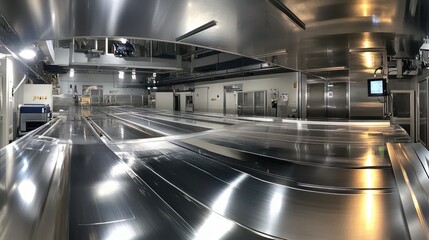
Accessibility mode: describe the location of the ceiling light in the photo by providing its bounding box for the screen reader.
[19,49,37,60]
[132,74,136,80]
[253,49,287,59]
[70,68,75,78]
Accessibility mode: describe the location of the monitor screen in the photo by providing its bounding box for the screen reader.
[367,78,387,96]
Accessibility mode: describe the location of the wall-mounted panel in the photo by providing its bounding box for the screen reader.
[155,92,174,111]
[23,84,53,108]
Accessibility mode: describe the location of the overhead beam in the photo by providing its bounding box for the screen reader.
[267,0,306,30]
[176,20,217,42]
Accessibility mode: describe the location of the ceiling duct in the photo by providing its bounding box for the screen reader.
[156,63,288,86]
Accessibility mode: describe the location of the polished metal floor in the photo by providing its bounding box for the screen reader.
[1,106,429,239]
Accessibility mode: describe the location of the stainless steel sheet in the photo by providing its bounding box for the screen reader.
[115,140,408,240]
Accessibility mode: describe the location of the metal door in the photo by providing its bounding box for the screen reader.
[237,91,267,116]
[224,92,237,115]
[242,92,254,115]
[174,95,180,111]
[90,89,103,104]
[194,88,208,112]
[418,80,428,146]
[307,83,326,118]
[391,90,415,141]
[327,82,348,118]
[254,91,266,116]
[237,92,243,115]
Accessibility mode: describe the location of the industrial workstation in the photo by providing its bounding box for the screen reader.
[0,1,429,239]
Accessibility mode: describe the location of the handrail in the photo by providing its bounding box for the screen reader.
[387,143,429,239]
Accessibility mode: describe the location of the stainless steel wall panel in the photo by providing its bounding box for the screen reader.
[306,82,326,118]
[254,91,266,116]
[299,35,349,70]
[419,79,428,146]
[327,82,348,118]
[349,52,384,119]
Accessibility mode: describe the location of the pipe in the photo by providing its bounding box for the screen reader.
[373,66,383,77]
[12,74,26,96]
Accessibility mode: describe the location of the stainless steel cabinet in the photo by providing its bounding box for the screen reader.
[307,81,349,119]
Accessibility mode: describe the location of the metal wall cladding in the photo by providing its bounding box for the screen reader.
[349,51,384,119]
[306,82,326,118]
[299,35,349,70]
[419,79,428,146]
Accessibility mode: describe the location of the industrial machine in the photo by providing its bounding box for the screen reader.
[18,104,51,136]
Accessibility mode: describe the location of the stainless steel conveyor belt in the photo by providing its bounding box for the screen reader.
[2,106,429,239]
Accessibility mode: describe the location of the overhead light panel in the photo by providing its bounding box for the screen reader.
[267,0,306,30]
[19,48,37,60]
[253,49,287,58]
[118,71,124,79]
[176,20,217,42]
[70,68,75,78]
[132,69,136,80]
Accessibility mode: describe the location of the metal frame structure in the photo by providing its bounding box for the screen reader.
[390,90,416,142]
[417,78,429,147]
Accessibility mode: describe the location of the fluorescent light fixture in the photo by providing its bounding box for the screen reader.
[267,0,305,30]
[132,69,136,80]
[70,68,75,78]
[118,71,125,79]
[349,48,385,53]
[19,49,37,60]
[176,20,217,42]
[253,49,287,59]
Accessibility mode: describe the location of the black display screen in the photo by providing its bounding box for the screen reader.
[367,78,387,96]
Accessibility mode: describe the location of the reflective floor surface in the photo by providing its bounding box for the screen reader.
[1,106,428,239]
